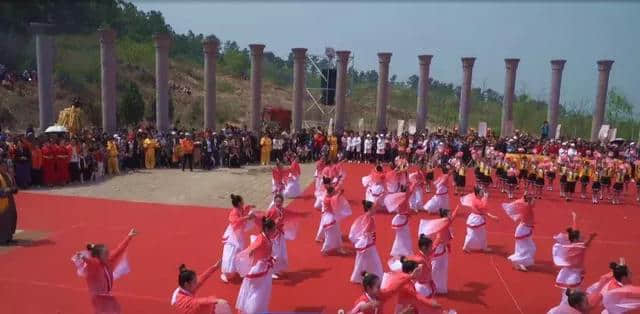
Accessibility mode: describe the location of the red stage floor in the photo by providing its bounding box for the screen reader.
[0,164,639,313]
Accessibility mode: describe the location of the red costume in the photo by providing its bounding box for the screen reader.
[170,263,230,314]
[55,144,70,185]
[41,143,56,186]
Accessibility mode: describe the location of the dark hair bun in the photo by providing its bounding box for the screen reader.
[230,194,236,200]
[610,262,619,270]
[179,264,187,272]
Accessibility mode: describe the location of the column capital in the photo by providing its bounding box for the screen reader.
[153,32,172,49]
[291,48,307,59]
[551,59,566,71]
[418,55,433,65]
[98,27,116,45]
[461,57,476,69]
[336,50,351,61]
[504,58,520,70]
[597,60,614,72]
[377,52,392,63]
[249,44,265,56]
[202,37,220,54]
[30,22,55,34]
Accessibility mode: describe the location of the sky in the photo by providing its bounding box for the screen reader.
[132,0,640,110]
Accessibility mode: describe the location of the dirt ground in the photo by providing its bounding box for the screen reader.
[28,163,316,210]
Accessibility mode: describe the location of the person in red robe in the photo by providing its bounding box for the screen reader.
[71,228,138,314]
[170,262,231,314]
[41,137,56,186]
[55,138,70,185]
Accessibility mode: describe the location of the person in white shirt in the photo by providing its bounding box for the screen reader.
[353,134,362,163]
[364,135,373,163]
[376,135,386,163]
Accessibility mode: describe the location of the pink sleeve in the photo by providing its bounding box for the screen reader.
[194,263,220,293]
[108,235,132,266]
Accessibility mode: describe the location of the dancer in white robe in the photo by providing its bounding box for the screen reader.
[552,212,596,291]
[349,200,384,283]
[283,156,302,198]
[424,168,451,214]
[318,186,352,254]
[265,194,306,279]
[362,164,387,210]
[408,165,428,210]
[418,206,459,294]
[235,218,276,314]
[461,187,499,253]
[384,184,416,258]
[220,194,256,283]
[502,194,536,271]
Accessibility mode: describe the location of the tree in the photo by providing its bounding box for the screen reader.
[118,81,144,126]
[406,75,419,90]
[606,88,633,124]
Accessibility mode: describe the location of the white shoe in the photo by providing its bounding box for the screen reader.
[220,274,229,283]
[272,273,280,279]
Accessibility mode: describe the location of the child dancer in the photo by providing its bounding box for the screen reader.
[453,155,466,196]
[579,161,591,200]
[546,162,556,191]
[586,258,632,308]
[502,194,536,271]
[418,206,459,294]
[425,160,435,193]
[591,166,602,204]
[408,164,427,210]
[349,270,416,313]
[461,187,499,253]
[547,289,593,314]
[384,184,416,258]
[506,162,518,199]
[266,194,306,279]
[552,212,597,292]
[283,155,302,198]
[171,262,231,313]
[318,186,352,255]
[362,164,387,210]
[349,200,384,283]
[423,167,451,214]
[71,228,138,314]
[612,165,625,205]
[534,164,545,199]
[235,217,277,314]
[271,162,288,196]
[221,194,256,283]
[564,165,578,201]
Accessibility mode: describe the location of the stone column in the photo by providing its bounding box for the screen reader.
[291,48,307,134]
[99,27,117,133]
[416,55,432,132]
[31,23,55,131]
[334,50,350,134]
[202,38,219,130]
[501,58,520,137]
[458,57,476,135]
[376,53,392,133]
[153,33,171,131]
[548,60,566,139]
[590,60,615,141]
[249,44,265,133]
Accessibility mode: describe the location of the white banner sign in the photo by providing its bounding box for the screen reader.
[608,128,617,141]
[598,125,610,141]
[397,120,405,137]
[555,124,562,139]
[478,122,487,138]
[408,120,417,135]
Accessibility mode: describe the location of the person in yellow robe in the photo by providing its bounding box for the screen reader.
[143,135,158,169]
[0,159,18,244]
[260,134,273,166]
[328,134,338,161]
[106,138,119,175]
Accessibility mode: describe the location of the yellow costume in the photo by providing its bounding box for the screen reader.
[329,135,338,161]
[106,140,119,175]
[260,136,272,166]
[57,105,84,135]
[143,138,158,169]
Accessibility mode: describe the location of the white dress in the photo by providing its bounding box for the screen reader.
[283,173,301,198]
[390,214,412,257]
[463,213,487,251]
[508,222,536,267]
[424,178,449,213]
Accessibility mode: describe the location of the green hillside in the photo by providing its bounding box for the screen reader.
[1,1,638,139]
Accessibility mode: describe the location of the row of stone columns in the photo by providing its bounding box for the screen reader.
[30,24,616,139]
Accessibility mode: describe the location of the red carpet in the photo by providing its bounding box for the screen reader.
[1,164,639,313]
